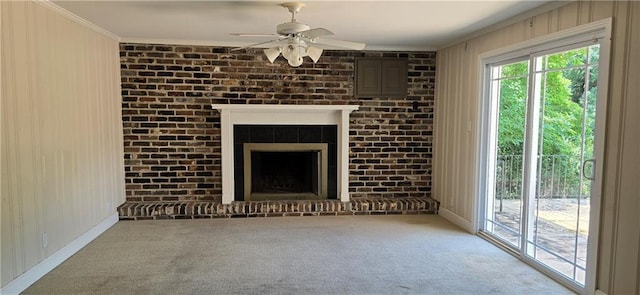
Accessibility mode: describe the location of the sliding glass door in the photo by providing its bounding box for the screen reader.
[480,41,604,292]
[483,59,529,250]
[525,44,601,284]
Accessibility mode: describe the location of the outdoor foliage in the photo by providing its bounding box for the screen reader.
[495,45,599,199]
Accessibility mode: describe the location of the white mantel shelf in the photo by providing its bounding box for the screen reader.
[211,104,360,204]
[212,104,360,111]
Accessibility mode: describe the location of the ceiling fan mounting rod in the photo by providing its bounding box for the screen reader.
[281,2,305,22]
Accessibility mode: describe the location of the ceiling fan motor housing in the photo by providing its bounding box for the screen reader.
[277,22,311,35]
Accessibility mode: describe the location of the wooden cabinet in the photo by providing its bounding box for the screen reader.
[355,58,408,97]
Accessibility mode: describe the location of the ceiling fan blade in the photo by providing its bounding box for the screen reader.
[230,33,279,37]
[299,28,334,39]
[312,37,366,50]
[230,38,285,52]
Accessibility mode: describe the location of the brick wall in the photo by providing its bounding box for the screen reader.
[120,43,435,203]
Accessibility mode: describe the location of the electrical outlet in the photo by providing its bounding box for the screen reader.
[42,233,48,248]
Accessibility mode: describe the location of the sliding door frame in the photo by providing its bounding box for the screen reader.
[474,18,612,295]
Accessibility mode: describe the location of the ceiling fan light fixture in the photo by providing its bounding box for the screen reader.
[264,47,281,63]
[231,2,365,68]
[306,46,323,63]
[287,55,303,67]
[284,44,303,67]
[281,43,297,60]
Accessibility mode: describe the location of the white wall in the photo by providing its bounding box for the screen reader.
[434,1,639,294]
[1,1,125,289]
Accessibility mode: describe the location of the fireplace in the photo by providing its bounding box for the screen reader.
[234,126,335,201]
[244,143,328,201]
[211,104,359,204]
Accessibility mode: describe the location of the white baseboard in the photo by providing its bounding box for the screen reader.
[439,207,475,233]
[595,289,608,295]
[0,212,119,295]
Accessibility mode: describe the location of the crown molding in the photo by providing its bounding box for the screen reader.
[364,45,436,52]
[34,0,120,41]
[437,0,574,50]
[120,37,250,48]
[121,37,435,52]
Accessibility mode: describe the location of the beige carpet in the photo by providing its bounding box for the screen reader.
[23,215,573,294]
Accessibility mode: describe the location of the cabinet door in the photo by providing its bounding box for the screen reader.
[355,59,381,97]
[381,59,407,96]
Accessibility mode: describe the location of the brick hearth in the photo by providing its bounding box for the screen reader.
[118,197,439,220]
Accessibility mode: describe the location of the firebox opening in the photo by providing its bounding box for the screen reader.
[243,143,328,201]
[251,151,319,195]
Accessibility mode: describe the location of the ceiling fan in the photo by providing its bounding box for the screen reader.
[231,2,366,67]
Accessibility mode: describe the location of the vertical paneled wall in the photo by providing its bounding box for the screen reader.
[434,1,639,294]
[1,1,125,288]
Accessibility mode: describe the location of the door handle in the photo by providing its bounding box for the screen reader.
[582,159,595,181]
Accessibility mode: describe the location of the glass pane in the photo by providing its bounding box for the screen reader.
[485,60,528,248]
[527,45,597,285]
[500,61,529,78]
[543,47,588,71]
[588,45,600,65]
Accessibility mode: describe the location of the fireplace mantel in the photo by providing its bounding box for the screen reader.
[212,104,359,204]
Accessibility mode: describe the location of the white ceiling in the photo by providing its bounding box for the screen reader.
[52,0,552,51]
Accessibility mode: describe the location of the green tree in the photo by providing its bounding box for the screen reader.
[497,61,528,156]
[496,45,599,198]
